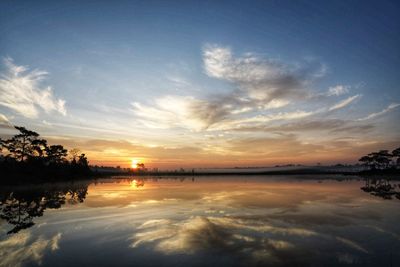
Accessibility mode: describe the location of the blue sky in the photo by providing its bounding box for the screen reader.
[0,0,399,168]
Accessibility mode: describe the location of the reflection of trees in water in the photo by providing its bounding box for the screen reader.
[1,176,195,232]
[0,183,89,234]
[361,177,400,200]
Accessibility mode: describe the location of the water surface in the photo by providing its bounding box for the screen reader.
[1,175,399,267]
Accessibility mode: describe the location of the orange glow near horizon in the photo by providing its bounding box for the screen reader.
[75,141,397,169]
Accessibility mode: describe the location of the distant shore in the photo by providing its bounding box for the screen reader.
[92,167,400,178]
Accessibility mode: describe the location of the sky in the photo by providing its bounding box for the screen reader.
[0,0,399,169]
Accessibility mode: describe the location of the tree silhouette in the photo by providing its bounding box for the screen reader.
[136,163,147,173]
[0,125,92,182]
[373,150,392,169]
[359,155,373,169]
[2,126,39,161]
[77,153,89,167]
[46,145,68,164]
[0,138,3,153]
[393,147,400,166]
[69,148,81,163]
[31,139,48,159]
[359,148,399,170]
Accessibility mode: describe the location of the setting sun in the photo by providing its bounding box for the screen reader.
[131,159,139,169]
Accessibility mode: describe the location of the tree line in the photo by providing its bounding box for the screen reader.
[359,147,400,170]
[0,126,91,182]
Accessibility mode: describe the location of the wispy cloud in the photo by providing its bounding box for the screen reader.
[329,94,362,111]
[327,85,349,96]
[131,96,211,130]
[0,112,13,129]
[131,93,318,132]
[0,113,10,124]
[203,44,322,103]
[165,75,191,88]
[357,103,400,121]
[208,110,316,131]
[0,57,66,118]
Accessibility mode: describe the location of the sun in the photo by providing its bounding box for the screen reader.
[131,159,139,169]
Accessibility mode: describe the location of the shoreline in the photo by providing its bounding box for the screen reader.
[2,169,399,185]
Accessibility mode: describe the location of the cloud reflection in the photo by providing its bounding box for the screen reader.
[130,216,316,266]
[0,232,61,267]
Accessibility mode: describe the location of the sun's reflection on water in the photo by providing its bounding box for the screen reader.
[129,179,145,189]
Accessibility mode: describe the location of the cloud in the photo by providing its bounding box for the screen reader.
[165,75,191,88]
[131,96,212,130]
[132,45,328,131]
[203,45,284,83]
[132,93,318,132]
[229,119,374,134]
[203,44,321,103]
[0,112,11,124]
[327,85,349,96]
[329,94,361,111]
[126,45,384,141]
[132,93,242,131]
[0,113,9,124]
[335,237,368,254]
[233,110,313,124]
[225,135,324,156]
[207,110,316,131]
[357,103,400,121]
[0,57,66,118]
[0,113,13,129]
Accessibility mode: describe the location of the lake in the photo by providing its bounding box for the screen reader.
[1,175,399,267]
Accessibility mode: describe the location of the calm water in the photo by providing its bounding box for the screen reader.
[1,175,399,267]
